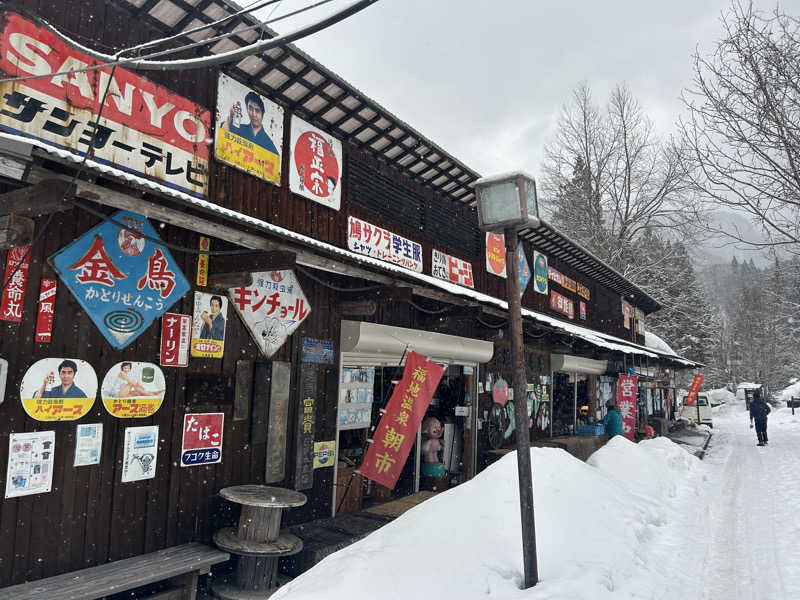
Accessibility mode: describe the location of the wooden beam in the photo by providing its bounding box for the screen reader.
[338,299,376,316]
[0,214,34,248]
[207,272,254,289]
[209,250,296,276]
[0,180,72,217]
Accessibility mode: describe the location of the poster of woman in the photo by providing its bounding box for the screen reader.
[101,362,166,418]
[20,358,97,421]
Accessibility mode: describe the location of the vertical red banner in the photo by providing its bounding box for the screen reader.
[684,374,704,406]
[34,278,57,342]
[0,245,31,322]
[360,352,445,490]
[160,312,191,367]
[617,374,639,441]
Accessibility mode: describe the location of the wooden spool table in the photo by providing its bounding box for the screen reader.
[212,485,306,600]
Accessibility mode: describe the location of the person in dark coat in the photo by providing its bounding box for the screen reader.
[749,390,771,446]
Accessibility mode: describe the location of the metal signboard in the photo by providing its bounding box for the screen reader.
[347,216,423,272]
[160,312,191,367]
[0,11,211,197]
[549,289,575,320]
[34,278,57,342]
[20,358,97,421]
[1,245,31,322]
[51,210,190,350]
[533,251,548,295]
[181,412,224,467]
[485,232,507,278]
[516,241,531,297]
[101,362,165,418]
[289,114,342,210]
[191,292,228,358]
[431,249,474,288]
[616,374,638,441]
[301,337,334,364]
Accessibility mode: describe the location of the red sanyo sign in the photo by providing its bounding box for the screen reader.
[0,11,211,197]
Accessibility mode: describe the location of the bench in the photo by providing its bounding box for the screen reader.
[0,543,229,600]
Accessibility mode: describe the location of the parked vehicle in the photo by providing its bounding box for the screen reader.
[679,392,713,428]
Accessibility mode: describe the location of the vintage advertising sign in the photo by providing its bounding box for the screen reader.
[229,270,310,358]
[684,374,705,406]
[547,266,578,293]
[295,364,317,490]
[101,362,165,418]
[339,366,374,430]
[181,412,224,467]
[160,312,191,367]
[549,289,575,319]
[51,210,190,350]
[121,425,158,483]
[360,352,445,490]
[191,292,228,358]
[289,115,341,210]
[0,357,7,405]
[313,440,336,469]
[621,300,633,329]
[577,282,590,301]
[20,358,97,421]
[485,232,507,278]
[34,278,57,342]
[580,301,587,320]
[431,249,474,288]
[347,216,423,273]
[1,245,31,322]
[215,73,283,184]
[301,337,334,364]
[74,423,103,467]
[0,11,211,197]
[616,374,638,441]
[533,251,548,295]
[5,431,55,498]
[516,242,531,297]
[196,237,210,287]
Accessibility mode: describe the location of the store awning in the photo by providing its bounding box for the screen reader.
[550,354,609,375]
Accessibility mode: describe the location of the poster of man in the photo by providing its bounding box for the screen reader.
[191,292,228,358]
[101,362,166,418]
[215,73,284,184]
[20,358,97,421]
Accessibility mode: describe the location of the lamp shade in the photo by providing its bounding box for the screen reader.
[474,171,539,231]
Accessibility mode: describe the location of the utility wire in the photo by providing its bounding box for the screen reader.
[407,298,450,315]
[295,263,383,292]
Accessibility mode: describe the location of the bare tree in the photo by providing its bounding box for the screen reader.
[681,2,800,254]
[542,82,694,276]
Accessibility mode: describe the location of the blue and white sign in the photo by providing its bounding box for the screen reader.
[51,211,190,350]
[516,242,531,297]
[301,338,334,364]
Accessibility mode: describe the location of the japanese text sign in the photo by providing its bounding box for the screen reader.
[290,114,341,210]
[360,352,444,490]
[684,374,704,406]
[0,11,211,197]
[577,282,590,301]
[621,300,632,329]
[215,73,283,184]
[516,242,531,297]
[181,412,223,467]
[549,289,575,319]
[229,270,310,357]
[533,251,548,295]
[431,249,474,288]
[486,232,507,278]
[347,216,422,273]
[20,358,97,421]
[51,211,190,350]
[191,292,227,358]
[101,362,165,418]
[160,312,191,367]
[35,278,57,342]
[617,374,638,441]
[547,266,577,293]
[1,245,31,322]
[196,237,210,287]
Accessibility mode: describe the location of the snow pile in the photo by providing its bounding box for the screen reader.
[776,378,800,406]
[707,387,735,406]
[273,439,706,600]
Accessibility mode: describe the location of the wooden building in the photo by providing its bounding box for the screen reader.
[0,0,700,590]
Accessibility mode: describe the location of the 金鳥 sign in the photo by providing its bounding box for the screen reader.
[215,73,283,184]
[160,312,191,367]
[191,292,228,358]
[34,278,57,342]
[229,270,310,357]
[181,412,224,467]
[347,216,422,273]
[617,374,638,441]
[485,232,507,278]
[0,11,211,197]
[1,245,31,322]
[289,115,341,210]
[431,249,474,288]
[360,352,445,490]
[51,211,190,350]
[101,362,165,418]
[533,251,548,295]
[684,374,704,406]
[20,358,97,421]
[549,290,575,319]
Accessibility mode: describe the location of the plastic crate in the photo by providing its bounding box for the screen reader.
[577,424,605,436]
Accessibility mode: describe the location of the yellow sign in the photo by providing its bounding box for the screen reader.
[102,396,163,418]
[20,358,98,422]
[101,362,166,418]
[313,440,336,469]
[216,128,281,184]
[22,396,93,421]
[196,236,210,286]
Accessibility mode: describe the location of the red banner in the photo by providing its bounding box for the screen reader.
[617,374,638,441]
[0,245,31,322]
[549,289,574,319]
[684,374,704,406]
[360,352,445,489]
[34,278,57,342]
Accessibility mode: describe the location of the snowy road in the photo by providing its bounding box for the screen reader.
[702,403,800,600]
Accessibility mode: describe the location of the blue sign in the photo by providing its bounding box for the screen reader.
[516,242,531,297]
[181,448,221,466]
[301,337,334,363]
[52,211,190,350]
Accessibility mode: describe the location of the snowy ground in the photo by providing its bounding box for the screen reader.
[271,395,800,599]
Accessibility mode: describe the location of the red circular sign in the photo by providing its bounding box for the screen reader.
[293,131,340,198]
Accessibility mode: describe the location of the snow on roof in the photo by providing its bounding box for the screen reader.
[644,331,678,356]
[737,382,762,390]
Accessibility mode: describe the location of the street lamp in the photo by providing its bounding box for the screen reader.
[474,171,539,589]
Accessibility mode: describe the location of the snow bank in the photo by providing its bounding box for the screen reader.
[776,379,800,406]
[272,439,706,600]
[707,387,735,406]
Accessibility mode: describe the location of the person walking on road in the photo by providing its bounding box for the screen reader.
[749,390,771,446]
[599,399,624,439]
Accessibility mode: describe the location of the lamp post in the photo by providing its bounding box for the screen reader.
[474,171,539,589]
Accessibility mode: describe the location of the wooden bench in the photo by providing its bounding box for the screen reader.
[0,543,229,600]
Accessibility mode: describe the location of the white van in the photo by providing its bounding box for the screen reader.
[679,393,713,428]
